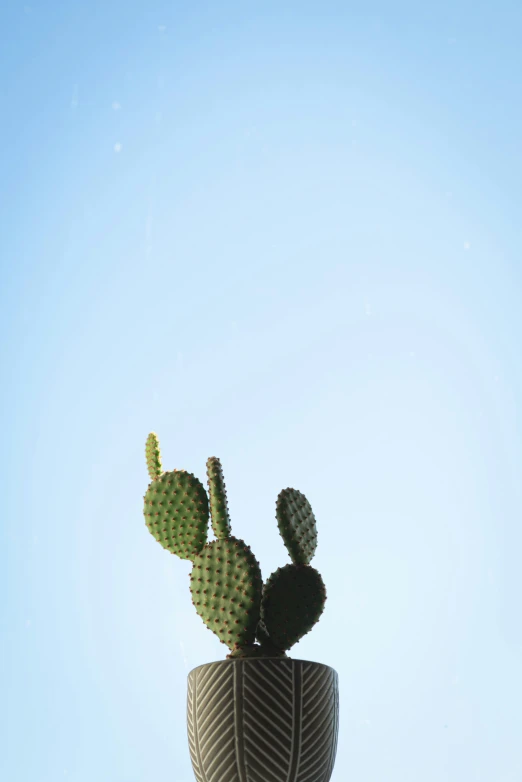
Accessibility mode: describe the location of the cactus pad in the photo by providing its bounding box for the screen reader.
[144,470,209,562]
[276,488,318,565]
[260,563,326,651]
[206,456,232,539]
[189,536,263,650]
[145,432,163,481]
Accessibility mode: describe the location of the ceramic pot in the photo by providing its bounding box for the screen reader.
[187,657,339,782]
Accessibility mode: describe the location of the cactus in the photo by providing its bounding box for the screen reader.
[145,432,163,481]
[276,487,318,565]
[257,563,327,651]
[143,433,327,659]
[143,469,209,562]
[206,456,232,538]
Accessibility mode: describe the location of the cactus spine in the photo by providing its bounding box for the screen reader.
[143,433,327,658]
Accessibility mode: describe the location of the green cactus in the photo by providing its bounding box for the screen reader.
[257,564,326,651]
[276,487,317,565]
[143,433,327,659]
[206,456,232,538]
[254,488,326,653]
[143,468,209,562]
[145,432,163,481]
[189,535,263,651]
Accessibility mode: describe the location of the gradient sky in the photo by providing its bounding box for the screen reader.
[2,2,522,781]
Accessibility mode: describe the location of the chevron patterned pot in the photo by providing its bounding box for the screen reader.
[187,657,339,782]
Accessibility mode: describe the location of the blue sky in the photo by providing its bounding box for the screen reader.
[2,1,522,780]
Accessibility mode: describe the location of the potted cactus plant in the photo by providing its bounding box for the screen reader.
[143,432,339,782]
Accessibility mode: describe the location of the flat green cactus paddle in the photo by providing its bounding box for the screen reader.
[189,534,263,652]
[142,433,328,659]
[145,432,163,481]
[143,461,209,563]
[254,487,326,652]
[258,563,326,652]
[189,456,263,653]
[206,456,232,538]
[276,487,318,565]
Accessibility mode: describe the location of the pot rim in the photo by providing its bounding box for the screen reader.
[188,658,337,676]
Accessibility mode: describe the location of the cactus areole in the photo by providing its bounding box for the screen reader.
[142,433,339,782]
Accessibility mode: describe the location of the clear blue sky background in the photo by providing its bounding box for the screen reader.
[2,1,522,781]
